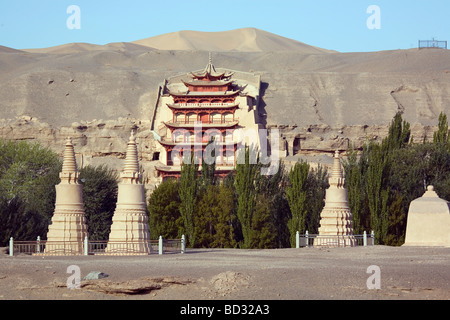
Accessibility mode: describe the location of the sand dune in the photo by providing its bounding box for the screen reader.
[103,42,155,52]
[132,28,334,53]
[23,42,105,54]
[19,28,333,54]
[0,46,24,53]
[0,28,449,129]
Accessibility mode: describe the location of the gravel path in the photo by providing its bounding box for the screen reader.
[0,245,449,300]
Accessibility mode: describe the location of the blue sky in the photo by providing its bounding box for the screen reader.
[0,0,449,52]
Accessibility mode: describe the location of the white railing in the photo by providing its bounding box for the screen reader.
[8,235,186,256]
[295,231,375,248]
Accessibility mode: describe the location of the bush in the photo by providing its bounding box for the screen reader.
[0,139,61,245]
[78,165,119,241]
[148,179,182,240]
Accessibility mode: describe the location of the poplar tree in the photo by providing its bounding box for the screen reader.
[249,194,276,248]
[305,164,328,234]
[343,144,368,234]
[365,142,389,244]
[286,160,309,247]
[195,184,236,248]
[78,165,119,241]
[234,144,259,248]
[178,153,199,247]
[148,179,182,240]
[433,112,449,146]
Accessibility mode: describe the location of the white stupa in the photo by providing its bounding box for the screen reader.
[404,186,450,247]
[44,137,88,255]
[316,151,356,247]
[106,132,151,254]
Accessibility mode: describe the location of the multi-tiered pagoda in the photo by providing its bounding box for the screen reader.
[153,55,262,181]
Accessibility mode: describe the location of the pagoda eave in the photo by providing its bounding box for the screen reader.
[189,71,234,80]
[163,121,239,129]
[157,139,239,149]
[168,90,240,97]
[156,165,235,174]
[181,79,233,87]
[166,103,239,111]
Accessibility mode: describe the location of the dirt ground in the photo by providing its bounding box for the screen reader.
[0,245,449,301]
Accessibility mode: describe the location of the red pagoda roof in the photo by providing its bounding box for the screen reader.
[166,102,239,111]
[181,79,233,87]
[168,89,240,97]
[190,53,233,81]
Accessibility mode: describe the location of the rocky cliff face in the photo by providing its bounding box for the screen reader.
[1,30,450,179]
[0,116,159,185]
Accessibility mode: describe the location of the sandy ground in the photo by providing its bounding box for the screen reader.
[0,245,449,301]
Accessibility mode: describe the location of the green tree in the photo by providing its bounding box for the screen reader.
[305,164,328,234]
[234,144,259,248]
[78,165,119,241]
[195,185,217,247]
[383,112,411,152]
[249,194,277,249]
[365,142,389,244]
[433,112,449,146]
[195,184,237,248]
[258,160,291,248]
[199,139,217,189]
[148,179,182,239]
[178,153,199,247]
[0,139,61,245]
[212,184,237,248]
[343,144,369,234]
[286,161,309,247]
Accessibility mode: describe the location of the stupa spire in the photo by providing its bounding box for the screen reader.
[123,131,139,171]
[329,150,345,187]
[316,150,355,246]
[106,130,151,254]
[60,137,79,184]
[121,131,140,184]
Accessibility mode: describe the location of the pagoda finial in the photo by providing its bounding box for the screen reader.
[209,52,212,65]
[329,150,344,187]
[121,130,141,184]
[60,137,79,184]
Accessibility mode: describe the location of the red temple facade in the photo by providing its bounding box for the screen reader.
[152,55,262,182]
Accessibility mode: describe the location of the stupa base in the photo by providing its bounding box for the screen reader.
[313,234,357,248]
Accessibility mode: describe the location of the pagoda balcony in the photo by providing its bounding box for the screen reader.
[167,102,239,109]
[157,163,236,170]
[158,138,239,147]
[163,119,239,128]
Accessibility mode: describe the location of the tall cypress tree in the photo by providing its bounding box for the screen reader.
[365,142,389,244]
[234,144,259,248]
[433,112,449,146]
[343,144,367,235]
[178,153,198,247]
[305,163,328,234]
[148,179,182,240]
[286,160,309,247]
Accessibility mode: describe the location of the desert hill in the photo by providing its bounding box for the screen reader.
[1,28,450,178]
[132,28,334,54]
